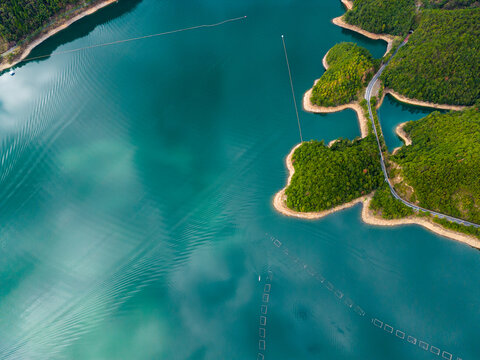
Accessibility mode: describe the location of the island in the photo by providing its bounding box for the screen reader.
[274,0,480,248]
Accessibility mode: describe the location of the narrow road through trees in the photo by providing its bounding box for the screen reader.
[365,40,480,229]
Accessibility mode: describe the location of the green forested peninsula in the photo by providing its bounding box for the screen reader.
[285,136,383,212]
[310,43,374,107]
[381,8,480,106]
[344,0,416,36]
[0,0,93,50]
[393,108,480,223]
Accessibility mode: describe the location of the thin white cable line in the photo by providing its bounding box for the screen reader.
[281,34,303,143]
[22,16,247,62]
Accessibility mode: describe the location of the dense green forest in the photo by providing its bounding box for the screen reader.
[344,0,416,36]
[422,0,480,9]
[0,0,92,48]
[369,183,414,219]
[381,8,480,106]
[393,108,480,223]
[285,136,383,212]
[310,43,374,107]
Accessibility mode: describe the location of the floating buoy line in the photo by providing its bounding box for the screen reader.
[281,35,303,143]
[11,16,247,67]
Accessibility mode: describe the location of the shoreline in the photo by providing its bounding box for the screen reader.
[273,0,479,248]
[322,52,329,70]
[377,89,468,113]
[395,121,412,146]
[362,196,480,249]
[272,143,480,248]
[305,48,368,138]
[340,0,354,10]
[273,143,371,220]
[332,15,395,56]
[0,0,117,73]
[303,81,369,138]
[384,89,467,111]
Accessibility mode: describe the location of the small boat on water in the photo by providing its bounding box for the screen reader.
[9,69,15,76]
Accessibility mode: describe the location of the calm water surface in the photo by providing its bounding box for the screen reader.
[0,1,479,359]
[378,94,438,151]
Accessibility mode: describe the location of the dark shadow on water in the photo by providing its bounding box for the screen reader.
[339,28,388,57]
[384,93,447,114]
[18,0,143,68]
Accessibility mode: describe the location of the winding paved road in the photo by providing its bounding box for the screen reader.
[365,39,480,229]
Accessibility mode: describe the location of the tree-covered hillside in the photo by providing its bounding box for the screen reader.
[381,8,480,106]
[344,0,416,36]
[285,136,383,212]
[369,183,414,219]
[310,43,374,107]
[393,108,480,223]
[422,0,480,9]
[0,0,94,48]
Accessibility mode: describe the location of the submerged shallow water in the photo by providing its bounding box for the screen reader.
[0,1,479,359]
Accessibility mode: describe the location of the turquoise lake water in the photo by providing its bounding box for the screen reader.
[378,94,437,151]
[0,1,479,359]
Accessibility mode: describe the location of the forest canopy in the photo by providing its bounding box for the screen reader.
[285,136,383,212]
[369,183,414,219]
[0,0,92,49]
[310,43,374,107]
[393,108,480,223]
[344,0,416,36]
[421,0,480,9]
[381,8,480,106]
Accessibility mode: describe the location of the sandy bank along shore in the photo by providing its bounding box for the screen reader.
[362,196,480,249]
[334,0,466,113]
[273,143,480,248]
[322,52,330,71]
[332,16,395,56]
[395,121,412,146]
[273,0,480,247]
[0,0,117,73]
[384,89,467,111]
[303,79,369,139]
[305,47,369,138]
[340,0,354,10]
[273,143,371,220]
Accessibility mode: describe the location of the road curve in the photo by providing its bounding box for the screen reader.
[364,41,480,229]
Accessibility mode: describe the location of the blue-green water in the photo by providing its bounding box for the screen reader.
[0,1,479,359]
[378,94,438,151]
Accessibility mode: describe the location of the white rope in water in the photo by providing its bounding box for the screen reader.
[22,16,247,62]
[281,35,303,143]
[266,233,464,360]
